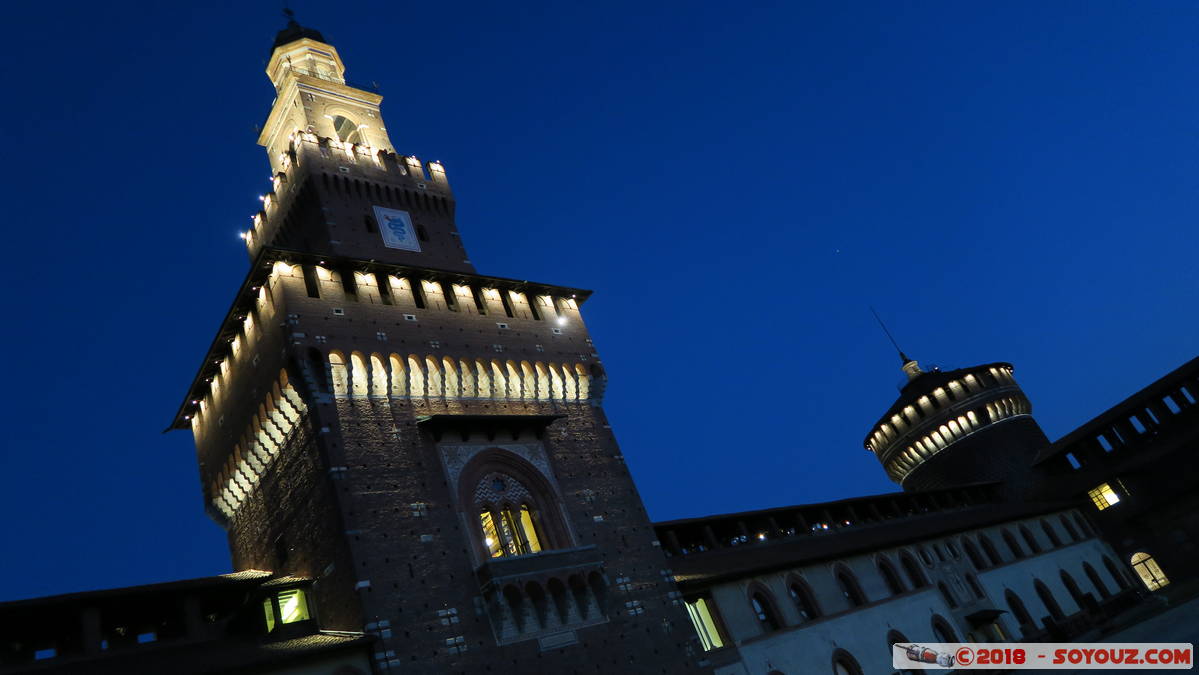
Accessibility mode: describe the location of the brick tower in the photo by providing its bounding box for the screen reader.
[170,16,704,674]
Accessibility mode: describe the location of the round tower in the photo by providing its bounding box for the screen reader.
[864,356,1050,491]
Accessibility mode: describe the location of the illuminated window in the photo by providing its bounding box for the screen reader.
[278,589,310,623]
[1131,552,1169,591]
[263,588,311,632]
[684,596,727,651]
[1087,483,1121,510]
[750,590,782,632]
[474,473,552,558]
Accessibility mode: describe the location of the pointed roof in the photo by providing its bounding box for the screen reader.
[272,10,326,52]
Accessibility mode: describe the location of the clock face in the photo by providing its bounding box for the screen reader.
[373,205,421,252]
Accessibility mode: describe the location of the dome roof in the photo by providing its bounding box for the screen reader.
[272,13,326,52]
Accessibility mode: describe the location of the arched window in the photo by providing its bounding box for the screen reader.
[788,578,821,623]
[1104,556,1130,590]
[460,451,567,560]
[931,615,957,642]
[1034,579,1064,622]
[1060,570,1086,609]
[750,589,783,633]
[1130,552,1170,591]
[1041,521,1062,547]
[938,582,958,608]
[831,649,864,675]
[1020,525,1041,554]
[1083,563,1110,599]
[1002,529,1025,559]
[966,574,986,599]
[1005,589,1033,628]
[900,552,928,588]
[886,630,913,675]
[1059,514,1079,542]
[836,567,867,607]
[979,534,1002,567]
[878,559,906,596]
[331,115,363,144]
[1073,514,1093,538]
[962,538,986,570]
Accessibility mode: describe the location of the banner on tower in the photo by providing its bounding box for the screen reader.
[373,206,421,252]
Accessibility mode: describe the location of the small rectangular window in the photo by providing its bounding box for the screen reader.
[1163,396,1182,414]
[339,269,358,301]
[440,281,458,311]
[375,273,393,305]
[499,289,515,318]
[1129,416,1146,434]
[34,648,56,661]
[496,323,509,330]
[470,286,487,315]
[301,265,321,298]
[403,314,417,322]
[1087,483,1121,510]
[685,596,727,651]
[278,588,311,624]
[410,279,426,309]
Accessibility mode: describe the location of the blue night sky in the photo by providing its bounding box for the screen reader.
[1,2,1196,601]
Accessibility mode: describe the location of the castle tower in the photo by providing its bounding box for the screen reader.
[170,16,703,673]
[864,356,1050,491]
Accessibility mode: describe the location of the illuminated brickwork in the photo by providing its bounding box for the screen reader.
[173,16,704,674]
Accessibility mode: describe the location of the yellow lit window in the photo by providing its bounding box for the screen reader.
[519,505,542,553]
[1087,483,1121,510]
[479,511,503,558]
[1131,552,1169,591]
[685,596,727,651]
[278,589,310,624]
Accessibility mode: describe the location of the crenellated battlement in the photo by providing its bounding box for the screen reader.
[244,129,452,260]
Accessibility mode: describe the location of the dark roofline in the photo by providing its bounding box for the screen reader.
[669,499,1077,587]
[166,246,593,432]
[652,481,1001,529]
[0,571,279,609]
[1035,354,1199,464]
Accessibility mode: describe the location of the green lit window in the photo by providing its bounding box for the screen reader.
[685,596,727,651]
[263,588,311,631]
[263,598,276,632]
[278,589,310,624]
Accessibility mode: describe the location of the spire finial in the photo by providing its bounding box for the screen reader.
[283,5,296,24]
[869,306,924,381]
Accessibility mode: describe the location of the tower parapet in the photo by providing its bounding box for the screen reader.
[865,360,1050,490]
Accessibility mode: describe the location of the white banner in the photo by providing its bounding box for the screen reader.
[373,206,421,252]
[892,643,1194,670]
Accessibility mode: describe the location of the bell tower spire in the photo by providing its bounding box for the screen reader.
[248,18,472,272]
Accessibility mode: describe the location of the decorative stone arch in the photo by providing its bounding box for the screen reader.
[831,647,865,675]
[456,449,570,560]
[833,564,867,607]
[369,353,388,396]
[979,534,1002,566]
[746,581,784,633]
[876,555,906,596]
[1019,524,1041,554]
[784,573,821,623]
[931,614,957,642]
[1083,562,1110,598]
[1034,579,1064,623]
[328,350,349,395]
[1005,588,1033,630]
[900,550,927,587]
